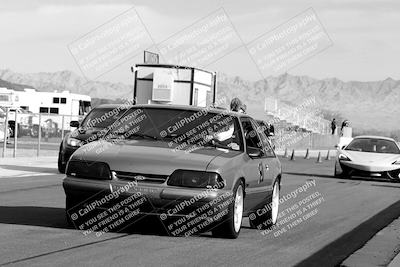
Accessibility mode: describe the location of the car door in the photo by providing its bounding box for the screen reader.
[240,118,271,212]
[257,124,281,188]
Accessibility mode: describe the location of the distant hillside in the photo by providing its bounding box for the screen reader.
[0,78,34,91]
[218,73,400,132]
[0,69,399,132]
[0,69,132,100]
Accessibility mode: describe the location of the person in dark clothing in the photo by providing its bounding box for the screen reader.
[331,118,337,135]
[269,123,275,136]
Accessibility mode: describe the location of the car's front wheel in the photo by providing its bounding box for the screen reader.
[334,164,348,178]
[387,169,400,182]
[212,180,244,239]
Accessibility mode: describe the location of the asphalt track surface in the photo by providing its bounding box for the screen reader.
[1,157,400,267]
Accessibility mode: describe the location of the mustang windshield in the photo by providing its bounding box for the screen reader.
[107,107,243,151]
[345,138,400,154]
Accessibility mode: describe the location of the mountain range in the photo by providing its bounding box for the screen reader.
[0,69,399,132]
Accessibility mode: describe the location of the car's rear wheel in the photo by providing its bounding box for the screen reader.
[211,181,244,239]
[249,180,280,230]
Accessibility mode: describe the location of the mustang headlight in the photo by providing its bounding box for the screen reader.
[66,160,111,180]
[338,154,351,161]
[167,170,225,189]
[66,137,83,147]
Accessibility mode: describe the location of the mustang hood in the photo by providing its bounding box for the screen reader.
[71,140,230,175]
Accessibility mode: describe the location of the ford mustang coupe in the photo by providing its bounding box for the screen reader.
[335,135,400,181]
[63,104,282,238]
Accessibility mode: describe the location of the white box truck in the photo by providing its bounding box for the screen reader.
[132,64,217,107]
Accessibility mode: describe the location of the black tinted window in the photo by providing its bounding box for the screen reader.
[346,138,400,154]
[241,119,263,150]
[39,107,49,113]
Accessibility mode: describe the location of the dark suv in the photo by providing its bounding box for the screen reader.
[57,104,129,173]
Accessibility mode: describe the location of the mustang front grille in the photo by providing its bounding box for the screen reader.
[114,171,168,184]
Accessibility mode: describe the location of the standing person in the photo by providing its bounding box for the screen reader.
[269,123,275,136]
[341,119,349,136]
[331,118,337,135]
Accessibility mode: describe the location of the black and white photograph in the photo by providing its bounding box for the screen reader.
[1,0,400,266]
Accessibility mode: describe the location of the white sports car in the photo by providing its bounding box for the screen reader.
[334,135,400,181]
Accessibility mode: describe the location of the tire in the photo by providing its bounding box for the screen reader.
[58,152,66,173]
[387,170,400,182]
[212,180,244,239]
[65,195,76,227]
[249,180,280,230]
[58,144,66,173]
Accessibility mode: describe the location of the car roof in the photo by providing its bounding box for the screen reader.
[129,104,252,118]
[353,135,396,142]
[94,104,131,109]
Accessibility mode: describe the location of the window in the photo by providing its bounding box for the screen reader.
[255,120,275,157]
[39,107,49,113]
[20,106,29,111]
[193,88,199,106]
[79,100,91,115]
[206,91,212,107]
[241,119,263,150]
[346,138,400,154]
[53,97,60,104]
[107,108,243,151]
[258,130,275,157]
[61,98,67,104]
[50,107,59,114]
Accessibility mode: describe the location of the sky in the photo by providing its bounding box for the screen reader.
[0,0,400,84]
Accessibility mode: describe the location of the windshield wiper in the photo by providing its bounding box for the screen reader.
[107,132,159,141]
[126,133,159,140]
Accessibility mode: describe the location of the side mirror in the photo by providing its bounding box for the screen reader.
[70,121,79,128]
[247,147,263,158]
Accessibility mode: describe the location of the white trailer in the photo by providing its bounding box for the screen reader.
[0,88,91,135]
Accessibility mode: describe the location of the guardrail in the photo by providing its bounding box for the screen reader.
[1,107,83,157]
